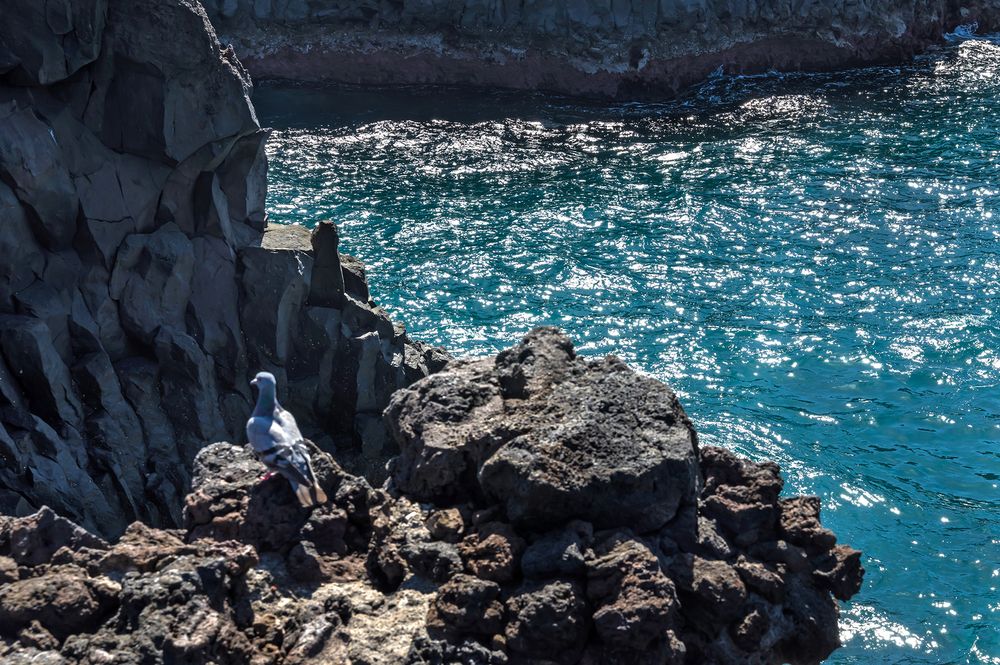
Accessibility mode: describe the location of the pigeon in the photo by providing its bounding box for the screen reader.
[246,371,328,507]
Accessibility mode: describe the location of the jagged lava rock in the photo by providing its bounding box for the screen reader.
[0,566,120,640]
[0,506,108,567]
[586,531,682,655]
[384,329,864,664]
[388,327,699,532]
[504,579,589,663]
[0,332,863,665]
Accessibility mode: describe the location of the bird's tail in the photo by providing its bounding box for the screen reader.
[293,481,328,508]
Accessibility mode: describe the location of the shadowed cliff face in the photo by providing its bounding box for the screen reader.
[204,0,1000,97]
[0,330,863,665]
[0,0,443,538]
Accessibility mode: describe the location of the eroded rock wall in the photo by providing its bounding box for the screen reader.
[204,0,1000,96]
[0,0,440,537]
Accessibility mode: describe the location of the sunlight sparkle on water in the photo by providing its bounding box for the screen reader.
[257,36,1000,664]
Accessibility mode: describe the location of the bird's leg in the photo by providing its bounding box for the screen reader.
[259,471,276,482]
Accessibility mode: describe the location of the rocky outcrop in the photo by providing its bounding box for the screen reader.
[0,0,442,537]
[387,327,699,532]
[384,329,863,663]
[204,0,1000,97]
[0,330,863,664]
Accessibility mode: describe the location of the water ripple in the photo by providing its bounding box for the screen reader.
[257,37,1000,663]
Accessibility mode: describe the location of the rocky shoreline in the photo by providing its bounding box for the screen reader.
[203,0,1000,97]
[0,330,863,664]
[0,0,865,661]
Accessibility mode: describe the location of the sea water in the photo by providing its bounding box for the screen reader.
[255,33,1000,664]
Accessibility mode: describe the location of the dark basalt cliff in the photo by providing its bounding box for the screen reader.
[203,0,1000,97]
[0,329,863,665]
[0,0,442,538]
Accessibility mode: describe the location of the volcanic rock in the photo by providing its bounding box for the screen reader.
[382,331,864,664]
[520,520,592,579]
[504,579,589,663]
[0,566,120,640]
[0,506,108,567]
[0,376,862,665]
[458,522,526,584]
[425,508,466,543]
[779,496,838,551]
[587,531,680,651]
[426,574,505,638]
[389,327,699,532]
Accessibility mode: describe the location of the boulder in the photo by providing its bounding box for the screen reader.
[521,520,592,579]
[778,496,837,552]
[389,327,699,532]
[733,556,785,603]
[0,566,120,640]
[1,506,108,567]
[670,554,748,625]
[184,442,327,550]
[505,579,589,663]
[586,532,680,650]
[811,544,864,601]
[386,356,504,501]
[425,508,466,543]
[773,574,841,664]
[426,573,505,638]
[286,540,366,584]
[699,445,782,546]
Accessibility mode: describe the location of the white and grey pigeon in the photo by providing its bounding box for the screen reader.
[246,371,328,507]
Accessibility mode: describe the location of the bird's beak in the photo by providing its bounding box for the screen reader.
[250,378,258,388]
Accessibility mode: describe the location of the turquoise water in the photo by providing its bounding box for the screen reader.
[255,34,1000,664]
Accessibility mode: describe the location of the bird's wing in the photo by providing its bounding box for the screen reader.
[273,404,304,442]
[247,415,296,461]
[279,440,328,507]
[271,440,315,487]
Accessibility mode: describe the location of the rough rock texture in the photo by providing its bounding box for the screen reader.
[0,358,864,665]
[0,0,441,537]
[204,0,1000,97]
[0,332,864,663]
[383,329,864,664]
[387,327,699,532]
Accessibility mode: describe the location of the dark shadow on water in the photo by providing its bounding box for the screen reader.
[251,44,955,131]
